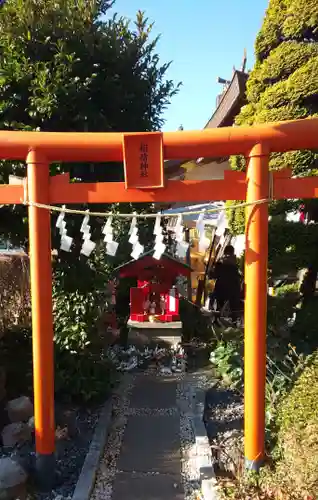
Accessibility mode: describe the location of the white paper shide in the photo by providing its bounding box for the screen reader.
[56,205,73,252]
[129,215,144,260]
[80,211,96,257]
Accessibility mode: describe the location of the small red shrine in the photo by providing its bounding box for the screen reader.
[116,251,191,323]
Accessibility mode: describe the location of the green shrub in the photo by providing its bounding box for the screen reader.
[267,283,299,330]
[291,297,318,351]
[0,326,33,398]
[52,265,119,402]
[0,325,117,404]
[53,288,102,352]
[210,340,243,388]
[179,298,212,342]
[227,0,318,276]
[54,348,117,403]
[261,352,318,498]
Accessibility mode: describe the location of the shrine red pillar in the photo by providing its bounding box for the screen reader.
[244,144,269,471]
[27,150,55,488]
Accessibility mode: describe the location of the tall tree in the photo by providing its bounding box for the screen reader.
[226,0,318,278]
[0,0,181,340]
[0,0,180,242]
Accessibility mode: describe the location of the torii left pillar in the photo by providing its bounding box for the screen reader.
[27,150,55,489]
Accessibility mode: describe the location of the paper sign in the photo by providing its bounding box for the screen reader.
[176,240,189,258]
[175,229,184,243]
[199,236,210,253]
[196,212,205,237]
[123,132,164,189]
[169,288,176,313]
[174,215,182,234]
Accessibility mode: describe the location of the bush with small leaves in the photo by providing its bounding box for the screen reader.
[227,0,318,278]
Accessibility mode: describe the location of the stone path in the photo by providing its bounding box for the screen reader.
[113,374,184,500]
[91,371,195,500]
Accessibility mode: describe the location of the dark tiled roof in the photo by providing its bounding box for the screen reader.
[115,250,192,275]
[204,71,248,129]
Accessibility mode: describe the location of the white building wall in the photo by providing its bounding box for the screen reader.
[184,159,231,181]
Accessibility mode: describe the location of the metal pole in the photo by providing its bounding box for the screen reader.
[244,144,269,471]
[203,232,215,281]
[185,228,192,301]
[27,150,55,489]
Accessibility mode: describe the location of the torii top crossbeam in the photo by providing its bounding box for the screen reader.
[0,118,318,161]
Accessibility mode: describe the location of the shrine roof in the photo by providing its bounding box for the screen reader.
[115,250,192,279]
[164,70,248,179]
[204,70,248,129]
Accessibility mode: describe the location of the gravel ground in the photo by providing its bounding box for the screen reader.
[41,406,101,500]
[177,379,203,500]
[187,366,244,477]
[205,385,244,475]
[0,404,101,500]
[91,375,133,500]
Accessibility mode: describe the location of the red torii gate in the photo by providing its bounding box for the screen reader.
[1,118,318,485]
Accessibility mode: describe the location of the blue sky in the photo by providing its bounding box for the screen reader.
[109,0,269,131]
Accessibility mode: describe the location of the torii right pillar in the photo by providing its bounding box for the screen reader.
[244,144,269,471]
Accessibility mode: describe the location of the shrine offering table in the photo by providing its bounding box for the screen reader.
[127,321,182,347]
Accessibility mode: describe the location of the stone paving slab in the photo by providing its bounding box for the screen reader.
[117,414,181,475]
[130,375,178,409]
[111,374,185,499]
[112,472,184,500]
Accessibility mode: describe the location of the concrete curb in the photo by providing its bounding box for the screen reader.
[72,378,125,500]
[188,378,219,500]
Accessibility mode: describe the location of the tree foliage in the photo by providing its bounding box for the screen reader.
[226,0,318,274]
[0,0,180,247]
[0,0,180,364]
